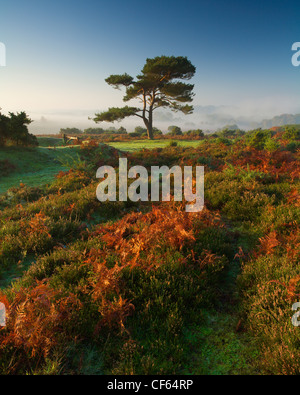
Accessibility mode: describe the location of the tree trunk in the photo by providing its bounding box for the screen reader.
[147,124,154,140]
[146,108,154,140]
[143,116,154,140]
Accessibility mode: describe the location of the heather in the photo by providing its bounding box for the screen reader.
[0,129,299,374]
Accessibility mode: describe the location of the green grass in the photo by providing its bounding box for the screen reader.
[107,139,203,152]
[0,255,35,289]
[0,138,203,194]
[0,145,81,194]
[182,309,259,375]
[36,136,64,147]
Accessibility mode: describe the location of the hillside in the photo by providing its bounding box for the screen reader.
[255,113,300,129]
[0,131,299,374]
[0,139,81,194]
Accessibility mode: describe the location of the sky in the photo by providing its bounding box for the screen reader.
[0,0,299,133]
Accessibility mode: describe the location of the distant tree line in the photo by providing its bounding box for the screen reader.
[127,126,163,137]
[0,111,37,147]
[59,124,300,146]
[166,125,204,138]
[59,126,128,135]
[59,125,206,138]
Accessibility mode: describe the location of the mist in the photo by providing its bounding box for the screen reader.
[27,95,300,135]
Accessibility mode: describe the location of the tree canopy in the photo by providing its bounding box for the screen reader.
[93,56,196,139]
[167,125,183,136]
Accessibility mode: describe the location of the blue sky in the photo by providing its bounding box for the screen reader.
[0,0,299,132]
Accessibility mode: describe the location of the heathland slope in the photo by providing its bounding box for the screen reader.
[0,130,299,374]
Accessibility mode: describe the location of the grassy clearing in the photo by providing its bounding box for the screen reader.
[0,145,81,194]
[107,139,203,152]
[182,310,260,375]
[36,136,64,147]
[0,138,203,194]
